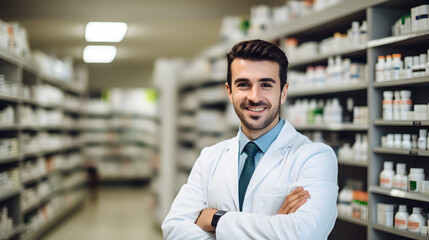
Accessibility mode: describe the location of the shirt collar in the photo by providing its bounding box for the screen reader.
[239,118,285,154]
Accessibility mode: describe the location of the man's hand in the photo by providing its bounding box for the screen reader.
[195,208,218,232]
[277,186,310,215]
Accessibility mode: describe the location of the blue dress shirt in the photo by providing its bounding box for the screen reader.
[238,118,285,176]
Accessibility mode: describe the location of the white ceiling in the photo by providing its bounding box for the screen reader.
[0,0,283,89]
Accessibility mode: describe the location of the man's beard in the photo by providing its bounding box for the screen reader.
[233,99,280,131]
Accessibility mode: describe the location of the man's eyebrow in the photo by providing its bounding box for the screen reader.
[259,78,276,83]
[233,78,250,84]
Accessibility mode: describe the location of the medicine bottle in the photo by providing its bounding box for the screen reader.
[394,134,402,149]
[419,54,427,77]
[382,91,393,120]
[387,134,394,148]
[400,90,412,120]
[404,56,413,78]
[394,205,409,230]
[393,163,407,190]
[412,134,418,149]
[409,168,425,192]
[412,55,420,77]
[393,91,401,120]
[402,134,412,149]
[385,55,392,81]
[418,129,427,150]
[376,56,386,82]
[380,161,395,188]
[408,207,425,233]
[392,53,402,80]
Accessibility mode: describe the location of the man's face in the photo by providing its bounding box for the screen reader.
[226,58,288,137]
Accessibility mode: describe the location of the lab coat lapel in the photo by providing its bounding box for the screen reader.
[221,137,240,211]
[245,121,297,197]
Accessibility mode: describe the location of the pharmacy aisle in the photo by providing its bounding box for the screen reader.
[41,186,162,240]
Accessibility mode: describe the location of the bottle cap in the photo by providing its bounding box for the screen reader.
[420,129,428,136]
[398,204,407,211]
[383,91,393,99]
[384,161,393,170]
[392,53,401,58]
[410,168,424,174]
[403,134,411,140]
[378,56,385,60]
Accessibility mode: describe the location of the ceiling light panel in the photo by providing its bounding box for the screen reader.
[85,22,127,42]
[83,45,117,63]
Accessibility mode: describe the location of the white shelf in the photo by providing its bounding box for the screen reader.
[0,94,19,103]
[372,223,429,240]
[373,147,429,157]
[293,123,368,131]
[373,76,429,88]
[337,158,368,167]
[0,155,20,164]
[337,214,368,227]
[289,45,367,68]
[288,81,367,98]
[369,186,429,203]
[367,30,429,48]
[0,188,20,202]
[374,119,429,126]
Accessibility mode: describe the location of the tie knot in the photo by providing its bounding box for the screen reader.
[244,142,259,158]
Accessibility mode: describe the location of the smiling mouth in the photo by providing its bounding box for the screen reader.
[245,107,266,112]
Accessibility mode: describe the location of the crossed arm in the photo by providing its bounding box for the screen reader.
[195,186,311,232]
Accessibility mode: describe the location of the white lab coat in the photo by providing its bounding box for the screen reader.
[162,120,338,239]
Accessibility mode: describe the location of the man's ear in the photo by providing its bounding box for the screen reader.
[225,82,233,104]
[280,83,288,105]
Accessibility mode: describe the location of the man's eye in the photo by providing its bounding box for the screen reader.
[261,83,272,88]
[237,83,249,87]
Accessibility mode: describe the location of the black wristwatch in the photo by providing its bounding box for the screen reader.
[211,210,227,229]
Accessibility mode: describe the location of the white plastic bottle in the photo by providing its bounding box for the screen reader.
[393,91,401,120]
[409,168,425,192]
[412,55,420,78]
[393,163,407,190]
[402,134,412,149]
[360,134,368,161]
[392,53,402,80]
[383,91,393,120]
[395,205,409,230]
[400,90,412,120]
[353,134,362,161]
[360,21,368,44]
[394,134,402,149]
[408,207,425,233]
[376,56,386,82]
[331,98,343,124]
[380,161,395,188]
[418,129,427,150]
[385,55,392,81]
[419,54,427,77]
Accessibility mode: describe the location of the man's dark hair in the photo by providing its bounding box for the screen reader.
[226,39,289,91]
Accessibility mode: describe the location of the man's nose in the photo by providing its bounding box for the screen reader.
[248,86,262,103]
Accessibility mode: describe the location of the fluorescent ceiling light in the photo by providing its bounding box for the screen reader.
[83,45,117,63]
[85,22,127,42]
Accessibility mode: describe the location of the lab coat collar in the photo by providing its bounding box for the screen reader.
[224,119,297,211]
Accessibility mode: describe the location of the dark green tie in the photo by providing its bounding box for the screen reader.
[239,142,259,211]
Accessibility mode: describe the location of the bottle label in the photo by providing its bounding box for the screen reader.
[395,219,406,228]
[410,181,417,191]
[408,221,419,230]
[380,178,391,185]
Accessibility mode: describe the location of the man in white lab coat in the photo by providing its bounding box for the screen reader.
[162,39,338,239]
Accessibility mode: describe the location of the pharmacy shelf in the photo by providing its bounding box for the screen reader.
[373,147,429,157]
[374,119,429,126]
[3,225,23,240]
[367,30,429,48]
[369,186,429,203]
[289,45,367,68]
[0,94,19,103]
[293,123,368,131]
[288,81,368,98]
[0,155,20,164]
[337,214,368,227]
[338,158,368,167]
[372,224,429,240]
[22,194,51,215]
[201,0,385,58]
[373,76,429,88]
[0,188,20,202]
[0,124,18,131]
[23,199,84,240]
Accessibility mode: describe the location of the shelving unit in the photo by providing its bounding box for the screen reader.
[0,42,87,240]
[155,0,429,239]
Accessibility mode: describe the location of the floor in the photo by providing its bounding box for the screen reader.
[41,186,163,240]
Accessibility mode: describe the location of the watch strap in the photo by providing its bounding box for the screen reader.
[211,210,227,229]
